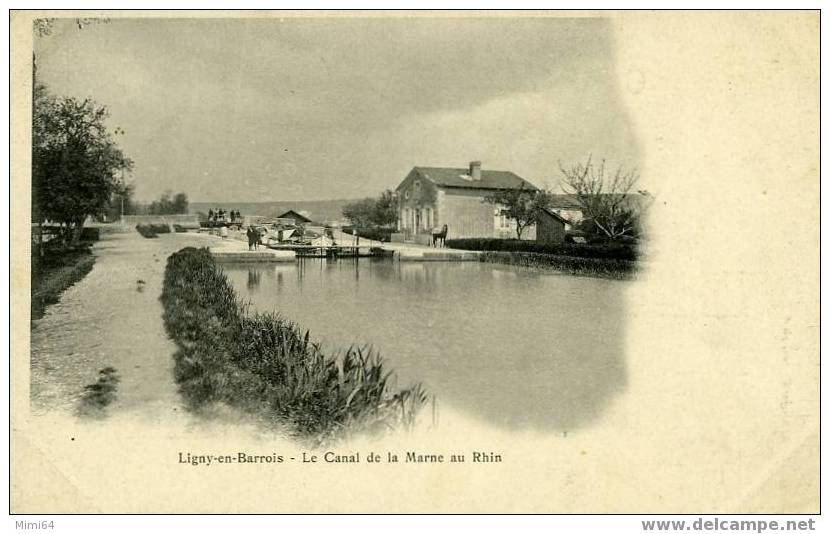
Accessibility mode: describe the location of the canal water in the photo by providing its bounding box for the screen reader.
[223,259,629,433]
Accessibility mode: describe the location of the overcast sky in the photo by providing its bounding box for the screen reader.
[35,16,640,202]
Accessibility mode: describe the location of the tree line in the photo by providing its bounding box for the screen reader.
[107,187,190,218]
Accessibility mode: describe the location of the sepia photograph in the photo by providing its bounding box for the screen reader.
[9,9,820,520]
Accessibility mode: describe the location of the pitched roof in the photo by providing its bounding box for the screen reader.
[548,194,583,209]
[411,166,537,191]
[277,210,314,224]
[540,207,571,224]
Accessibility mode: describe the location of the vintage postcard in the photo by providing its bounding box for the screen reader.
[10,10,819,515]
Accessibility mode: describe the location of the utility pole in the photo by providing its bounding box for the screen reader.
[120,167,126,221]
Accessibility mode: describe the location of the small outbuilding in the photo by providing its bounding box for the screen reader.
[276,210,314,225]
[535,208,568,245]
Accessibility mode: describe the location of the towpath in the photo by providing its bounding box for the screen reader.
[30,230,218,416]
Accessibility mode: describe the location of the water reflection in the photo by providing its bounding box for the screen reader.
[223,260,627,433]
[246,268,261,290]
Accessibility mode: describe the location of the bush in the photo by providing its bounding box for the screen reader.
[80,227,100,241]
[160,247,426,442]
[445,238,638,261]
[136,224,157,238]
[136,223,171,238]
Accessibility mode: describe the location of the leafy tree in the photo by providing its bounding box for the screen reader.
[342,189,398,228]
[485,185,553,239]
[558,156,648,240]
[342,198,377,228]
[172,192,189,214]
[144,190,189,215]
[372,189,399,227]
[32,84,133,243]
[104,181,135,221]
[148,191,170,215]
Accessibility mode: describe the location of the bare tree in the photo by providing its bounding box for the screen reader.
[559,156,644,240]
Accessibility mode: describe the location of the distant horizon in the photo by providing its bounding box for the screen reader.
[186,198,363,222]
[188,197,362,204]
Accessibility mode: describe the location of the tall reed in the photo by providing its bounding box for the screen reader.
[161,247,426,442]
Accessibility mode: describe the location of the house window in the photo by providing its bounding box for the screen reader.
[404,190,411,200]
[414,180,421,191]
[499,209,511,229]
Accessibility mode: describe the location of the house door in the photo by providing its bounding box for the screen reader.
[415,209,421,233]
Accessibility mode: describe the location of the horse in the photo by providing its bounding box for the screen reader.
[432,224,448,248]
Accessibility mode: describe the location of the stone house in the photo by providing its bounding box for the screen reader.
[394,161,544,243]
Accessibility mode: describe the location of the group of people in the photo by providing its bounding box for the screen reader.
[207,208,242,223]
[246,225,262,250]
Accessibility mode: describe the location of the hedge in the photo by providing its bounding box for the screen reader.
[478,251,637,280]
[136,223,172,238]
[445,238,638,261]
[341,227,395,243]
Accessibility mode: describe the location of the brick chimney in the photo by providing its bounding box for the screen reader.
[469,161,482,181]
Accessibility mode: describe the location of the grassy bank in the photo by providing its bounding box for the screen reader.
[161,247,426,442]
[478,251,637,280]
[31,246,96,321]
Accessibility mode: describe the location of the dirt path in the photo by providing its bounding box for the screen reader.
[30,230,218,417]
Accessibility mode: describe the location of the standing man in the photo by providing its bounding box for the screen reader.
[246,226,254,250]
